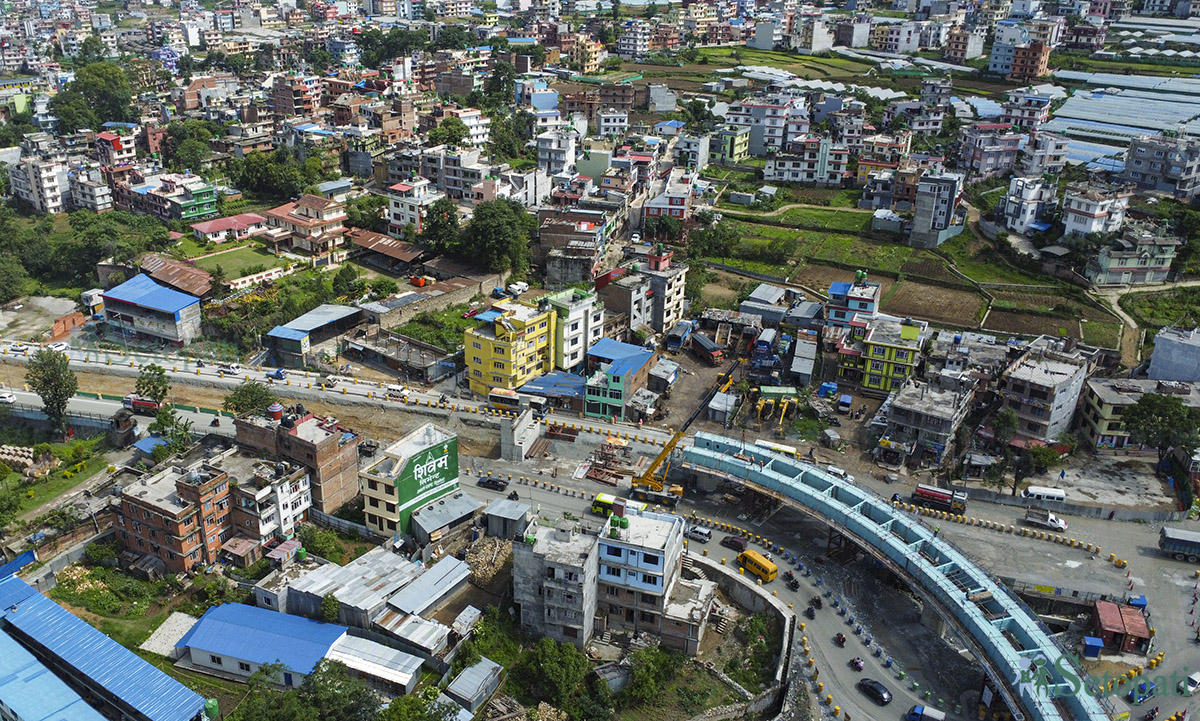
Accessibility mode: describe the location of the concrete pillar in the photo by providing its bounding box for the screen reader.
[921,599,947,638]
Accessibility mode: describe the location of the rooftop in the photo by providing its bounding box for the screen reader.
[890,379,970,420]
[1087,378,1200,407]
[120,458,233,515]
[601,509,681,552]
[385,555,470,616]
[101,273,200,315]
[176,603,346,675]
[0,631,108,721]
[324,635,424,689]
[366,425,456,480]
[290,547,423,612]
[1006,350,1087,387]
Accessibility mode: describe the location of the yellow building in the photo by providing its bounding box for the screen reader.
[572,39,605,76]
[836,318,924,393]
[465,299,557,396]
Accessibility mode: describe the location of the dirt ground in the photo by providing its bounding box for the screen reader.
[1054,454,1176,509]
[883,281,986,327]
[984,310,1079,339]
[787,263,896,301]
[0,296,77,342]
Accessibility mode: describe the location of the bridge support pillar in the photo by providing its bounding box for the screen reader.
[921,599,947,638]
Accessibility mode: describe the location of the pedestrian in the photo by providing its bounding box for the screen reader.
[933,525,940,538]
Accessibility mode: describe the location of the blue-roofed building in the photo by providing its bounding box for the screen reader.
[0,631,109,721]
[101,274,202,346]
[654,119,686,137]
[265,304,363,368]
[519,371,586,412]
[583,338,657,421]
[176,603,424,694]
[131,435,169,464]
[0,576,205,721]
[824,275,881,329]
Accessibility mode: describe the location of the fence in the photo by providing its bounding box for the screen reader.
[967,486,1185,522]
[309,508,386,542]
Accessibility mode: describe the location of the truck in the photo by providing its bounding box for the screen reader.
[265,368,287,381]
[910,484,968,514]
[692,333,726,364]
[666,321,693,353]
[122,393,163,415]
[1159,526,1200,563]
[1023,508,1068,532]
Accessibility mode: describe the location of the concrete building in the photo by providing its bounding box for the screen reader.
[443,107,492,147]
[8,133,68,214]
[234,409,361,513]
[387,177,444,235]
[546,288,605,373]
[838,317,925,393]
[878,377,973,466]
[68,162,114,213]
[584,338,656,421]
[1119,132,1200,199]
[763,136,850,186]
[465,298,557,395]
[597,108,628,138]
[596,270,653,337]
[95,130,137,166]
[513,520,599,647]
[723,95,810,156]
[270,74,321,117]
[1062,180,1133,237]
[790,17,836,53]
[959,123,1022,179]
[711,125,751,164]
[230,459,311,550]
[1149,326,1200,382]
[114,172,218,223]
[675,132,711,171]
[998,347,1088,442]
[1079,378,1200,449]
[638,245,688,334]
[1085,222,1180,286]
[537,128,577,174]
[1002,176,1058,235]
[115,452,235,574]
[101,273,202,347]
[361,424,460,539]
[825,275,881,328]
[618,19,651,58]
[264,194,348,263]
[909,172,965,249]
[1019,129,1069,176]
[989,21,1049,81]
[1000,90,1052,129]
[944,25,984,62]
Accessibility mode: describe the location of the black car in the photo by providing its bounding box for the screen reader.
[857,679,893,705]
[477,477,509,491]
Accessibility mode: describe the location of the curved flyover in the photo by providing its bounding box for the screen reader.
[682,432,1110,721]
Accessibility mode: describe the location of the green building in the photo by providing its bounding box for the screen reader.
[361,424,461,539]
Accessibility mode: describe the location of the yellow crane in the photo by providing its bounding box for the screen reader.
[630,359,741,507]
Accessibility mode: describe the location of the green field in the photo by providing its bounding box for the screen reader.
[937,234,1054,286]
[1121,287,1200,329]
[723,207,872,234]
[192,244,290,277]
[690,47,874,79]
[1081,321,1123,349]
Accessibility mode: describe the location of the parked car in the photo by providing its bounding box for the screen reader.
[685,527,712,543]
[720,536,747,552]
[0,390,15,404]
[6,342,28,353]
[462,307,481,318]
[858,679,893,705]
[477,477,509,491]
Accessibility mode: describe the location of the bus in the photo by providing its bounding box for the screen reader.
[754,440,798,458]
[123,394,163,415]
[591,493,648,516]
[738,549,778,582]
[488,388,548,415]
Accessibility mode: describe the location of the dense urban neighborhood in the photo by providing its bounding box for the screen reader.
[4,1,1200,721]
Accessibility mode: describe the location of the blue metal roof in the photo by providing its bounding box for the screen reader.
[0,550,37,579]
[133,436,168,454]
[520,371,586,399]
[827,281,851,297]
[587,337,647,363]
[176,603,347,675]
[607,348,654,377]
[0,577,205,721]
[102,274,200,315]
[266,326,310,342]
[475,310,502,323]
[0,631,109,721]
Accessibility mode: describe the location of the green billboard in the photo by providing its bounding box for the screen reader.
[394,435,460,533]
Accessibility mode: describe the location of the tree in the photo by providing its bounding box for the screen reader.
[458,199,534,273]
[147,407,193,455]
[0,255,31,303]
[1026,444,1062,471]
[345,194,388,232]
[689,222,738,258]
[622,645,680,705]
[25,349,77,436]
[485,61,517,104]
[514,637,590,706]
[611,0,622,20]
[645,0,658,15]
[135,364,170,405]
[227,664,312,721]
[48,61,133,131]
[1124,392,1200,461]
[320,593,340,623]
[75,35,106,65]
[421,197,460,252]
[428,116,470,147]
[223,381,279,415]
[992,407,1018,446]
[379,693,458,721]
[370,278,399,298]
[431,25,472,49]
[332,264,363,297]
[298,660,379,721]
[173,138,211,172]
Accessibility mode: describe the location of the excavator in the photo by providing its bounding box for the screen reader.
[630,359,742,507]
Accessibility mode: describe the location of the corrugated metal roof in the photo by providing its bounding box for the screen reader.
[102,274,200,315]
[446,656,502,704]
[386,556,470,616]
[325,635,423,687]
[484,498,529,521]
[0,577,205,721]
[175,603,346,675]
[0,631,109,721]
[266,326,309,342]
[373,609,451,653]
[409,495,484,542]
[290,548,422,613]
[284,304,361,333]
[0,550,37,579]
[519,371,586,399]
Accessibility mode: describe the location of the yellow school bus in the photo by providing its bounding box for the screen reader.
[738,549,778,582]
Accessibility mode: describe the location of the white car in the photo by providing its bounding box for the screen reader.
[0,391,15,404]
[46,342,70,353]
[631,233,642,243]
[6,342,28,353]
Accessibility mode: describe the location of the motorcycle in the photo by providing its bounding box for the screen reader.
[804,606,816,620]
[829,417,842,427]
[210,417,220,427]
[1142,708,1159,721]
[835,633,846,647]
[787,578,800,591]
[850,658,865,672]
[784,570,795,582]
[439,394,448,405]
[196,359,205,368]
[508,491,520,501]
[811,596,823,610]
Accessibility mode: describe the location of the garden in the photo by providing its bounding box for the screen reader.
[391,305,479,352]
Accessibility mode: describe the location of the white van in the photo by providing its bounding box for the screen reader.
[1179,672,1200,696]
[907,706,947,721]
[826,466,855,483]
[217,362,243,375]
[385,384,410,400]
[686,527,712,543]
[1021,486,1066,503]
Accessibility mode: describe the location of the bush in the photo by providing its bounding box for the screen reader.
[84,540,119,565]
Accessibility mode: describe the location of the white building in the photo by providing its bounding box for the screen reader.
[537,129,577,174]
[763,136,849,186]
[387,176,445,234]
[9,155,69,214]
[1148,326,1200,383]
[618,20,651,58]
[231,460,312,545]
[1062,181,1133,237]
[546,288,605,372]
[1002,176,1057,235]
[443,107,491,147]
[597,108,628,138]
[1019,129,1069,176]
[998,346,1088,442]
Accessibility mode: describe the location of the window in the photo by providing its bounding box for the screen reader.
[210,655,223,666]
[604,565,621,577]
[872,346,886,356]
[606,545,623,557]
[642,553,659,567]
[641,573,659,585]
[473,341,482,349]
[239,661,251,672]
